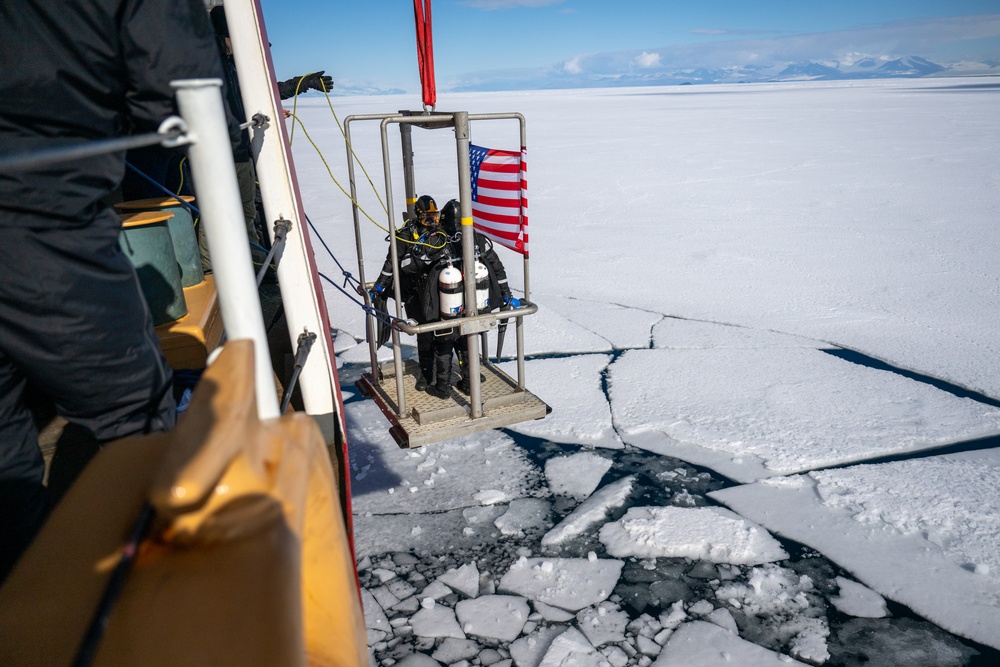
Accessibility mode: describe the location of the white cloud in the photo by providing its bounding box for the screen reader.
[563,56,583,74]
[635,51,662,68]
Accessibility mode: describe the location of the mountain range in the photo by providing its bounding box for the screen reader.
[333,55,1000,95]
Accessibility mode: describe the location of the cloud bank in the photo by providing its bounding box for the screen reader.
[446,14,1000,91]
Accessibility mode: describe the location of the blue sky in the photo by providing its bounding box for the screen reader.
[258,1,1000,92]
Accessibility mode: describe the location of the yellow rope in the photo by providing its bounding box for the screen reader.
[285,111,389,234]
[284,88,446,250]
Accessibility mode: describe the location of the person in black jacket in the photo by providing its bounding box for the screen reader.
[0,0,225,582]
[207,5,331,261]
[371,195,451,394]
[439,199,520,393]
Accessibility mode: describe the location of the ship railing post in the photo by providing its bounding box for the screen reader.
[172,78,280,421]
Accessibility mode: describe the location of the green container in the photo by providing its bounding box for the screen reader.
[117,196,204,287]
[119,211,188,326]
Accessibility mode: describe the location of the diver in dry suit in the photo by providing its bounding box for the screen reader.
[438,199,520,393]
[370,195,450,394]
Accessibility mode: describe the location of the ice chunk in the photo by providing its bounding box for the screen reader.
[636,635,661,657]
[438,562,481,599]
[533,601,576,623]
[704,608,739,634]
[653,621,808,666]
[788,616,830,664]
[475,489,511,505]
[410,604,466,639]
[499,557,624,611]
[510,624,566,667]
[541,476,635,547]
[537,627,602,667]
[545,452,614,500]
[576,601,629,647]
[421,580,454,600]
[455,595,530,642]
[829,576,888,618]
[395,653,443,667]
[361,589,390,633]
[432,638,482,664]
[495,498,552,536]
[599,506,788,564]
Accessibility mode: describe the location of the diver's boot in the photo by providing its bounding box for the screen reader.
[416,334,434,391]
[425,354,453,399]
[455,351,484,394]
[415,368,432,392]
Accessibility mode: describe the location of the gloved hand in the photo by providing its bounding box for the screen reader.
[372,293,387,315]
[504,295,521,308]
[299,71,333,93]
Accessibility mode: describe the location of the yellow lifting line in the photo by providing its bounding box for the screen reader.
[283,75,445,249]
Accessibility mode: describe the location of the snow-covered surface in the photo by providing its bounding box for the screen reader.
[710,451,1000,649]
[599,506,789,564]
[654,621,808,666]
[612,347,1000,482]
[292,78,1000,664]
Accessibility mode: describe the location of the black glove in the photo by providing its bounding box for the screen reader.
[299,71,333,93]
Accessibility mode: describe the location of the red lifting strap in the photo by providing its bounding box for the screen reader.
[413,0,436,110]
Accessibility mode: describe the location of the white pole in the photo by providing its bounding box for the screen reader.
[223,1,339,437]
[172,78,280,421]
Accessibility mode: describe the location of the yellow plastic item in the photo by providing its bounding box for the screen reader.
[0,340,367,667]
[155,274,224,369]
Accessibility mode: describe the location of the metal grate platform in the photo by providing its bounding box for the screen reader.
[355,359,550,448]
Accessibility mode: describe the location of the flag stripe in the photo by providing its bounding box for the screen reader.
[469,144,528,256]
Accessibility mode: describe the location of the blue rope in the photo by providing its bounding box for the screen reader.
[124,161,200,215]
[125,161,272,260]
[304,213,406,327]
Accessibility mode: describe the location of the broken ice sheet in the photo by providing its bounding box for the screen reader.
[576,601,629,647]
[599,506,788,564]
[545,451,614,500]
[654,620,808,666]
[542,475,634,547]
[830,576,888,618]
[500,355,624,449]
[409,604,466,639]
[495,498,552,536]
[455,595,530,642]
[498,557,623,611]
[538,627,603,667]
[437,562,481,599]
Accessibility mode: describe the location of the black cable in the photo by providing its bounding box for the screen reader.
[71,502,156,667]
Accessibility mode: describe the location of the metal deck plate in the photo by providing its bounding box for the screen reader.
[356,359,550,448]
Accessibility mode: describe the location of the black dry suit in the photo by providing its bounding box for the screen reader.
[372,221,451,391]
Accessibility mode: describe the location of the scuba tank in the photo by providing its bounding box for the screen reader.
[439,263,464,318]
[475,260,489,310]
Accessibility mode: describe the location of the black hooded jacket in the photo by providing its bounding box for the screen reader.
[0,0,227,226]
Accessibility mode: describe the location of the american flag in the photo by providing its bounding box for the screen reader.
[469,144,528,256]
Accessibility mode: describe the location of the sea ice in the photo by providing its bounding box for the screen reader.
[541,475,635,547]
[653,621,808,666]
[830,576,888,618]
[575,601,630,647]
[499,557,624,611]
[455,595,530,642]
[438,562,481,599]
[410,604,466,639]
[537,627,602,667]
[495,498,552,536]
[545,451,614,500]
[599,506,788,564]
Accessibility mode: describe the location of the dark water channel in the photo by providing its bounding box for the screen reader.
[501,432,1000,667]
[343,349,1000,666]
